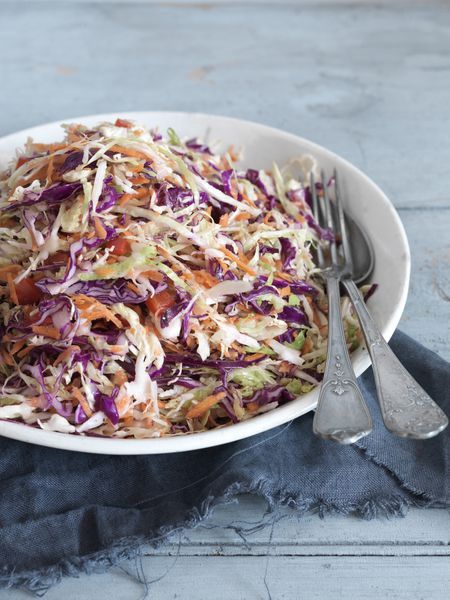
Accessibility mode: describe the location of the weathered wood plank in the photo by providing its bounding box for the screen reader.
[146,497,450,553]
[0,2,450,209]
[397,208,450,359]
[3,553,450,600]
[1,506,449,599]
[8,0,450,5]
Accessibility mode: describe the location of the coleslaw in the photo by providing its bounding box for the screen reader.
[0,118,364,438]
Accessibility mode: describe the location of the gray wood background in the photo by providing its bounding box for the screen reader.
[0,1,449,599]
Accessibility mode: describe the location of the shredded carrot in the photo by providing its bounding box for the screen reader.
[0,264,21,282]
[18,165,48,186]
[246,402,259,412]
[186,391,227,419]
[10,340,26,355]
[17,345,36,358]
[241,192,257,209]
[219,214,229,227]
[50,143,69,153]
[116,394,131,415]
[110,145,149,160]
[192,269,218,288]
[93,216,108,240]
[244,353,266,361]
[1,349,15,367]
[71,387,93,418]
[28,396,43,408]
[228,145,239,162]
[135,187,148,199]
[220,247,256,276]
[128,164,144,173]
[107,345,125,354]
[29,229,39,251]
[311,308,323,328]
[131,304,145,323]
[275,271,293,282]
[119,193,133,207]
[161,339,180,353]
[6,273,19,305]
[234,211,252,221]
[319,324,328,336]
[186,336,196,349]
[118,187,147,204]
[141,269,165,282]
[263,212,272,225]
[302,338,313,354]
[31,325,61,340]
[130,176,148,185]
[16,156,31,168]
[126,281,141,295]
[155,245,173,261]
[0,218,18,228]
[54,345,81,367]
[72,294,123,328]
[279,286,291,297]
[94,265,117,278]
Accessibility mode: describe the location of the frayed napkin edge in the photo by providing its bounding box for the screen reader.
[0,480,436,597]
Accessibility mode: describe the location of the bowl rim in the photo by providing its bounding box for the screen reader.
[0,111,411,454]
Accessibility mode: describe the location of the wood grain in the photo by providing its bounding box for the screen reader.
[3,553,450,600]
[2,503,450,599]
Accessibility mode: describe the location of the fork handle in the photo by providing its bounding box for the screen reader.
[343,279,448,439]
[313,276,373,444]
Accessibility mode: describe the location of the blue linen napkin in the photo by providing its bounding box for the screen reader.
[0,331,448,593]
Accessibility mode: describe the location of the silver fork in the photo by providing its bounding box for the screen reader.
[311,173,373,444]
[334,172,448,439]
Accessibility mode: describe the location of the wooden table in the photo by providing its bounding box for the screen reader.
[0,1,449,598]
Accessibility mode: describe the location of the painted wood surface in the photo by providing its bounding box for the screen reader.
[2,503,450,599]
[0,1,449,599]
[5,556,450,600]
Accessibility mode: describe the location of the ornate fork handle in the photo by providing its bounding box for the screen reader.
[313,275,373,444]
[343,280,448,439]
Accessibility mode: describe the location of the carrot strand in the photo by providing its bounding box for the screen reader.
[220,247,256,276]
[186,391,227,419]
[93,216,108,240]
[6,273,19,305]
[31,325,61,340]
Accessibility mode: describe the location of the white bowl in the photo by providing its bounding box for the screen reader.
[0,112,410,454]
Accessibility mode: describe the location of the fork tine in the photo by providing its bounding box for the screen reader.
[321,171,338,266]
[333,169,353,275]
[310,174,325,267]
